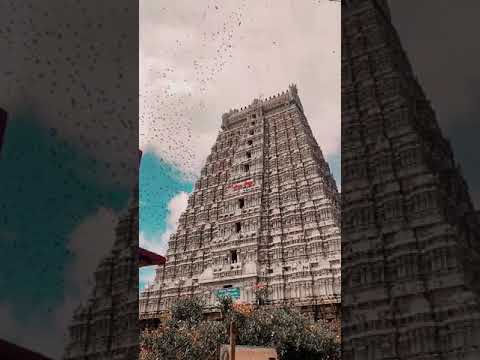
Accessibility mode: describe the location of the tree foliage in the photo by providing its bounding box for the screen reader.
[140,296,340,360]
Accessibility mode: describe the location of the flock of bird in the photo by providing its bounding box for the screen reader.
[140,0,248,182]
[139,0,340,212]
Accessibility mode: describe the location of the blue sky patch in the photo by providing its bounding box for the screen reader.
[139,152,193,290]
[0,110,130,323]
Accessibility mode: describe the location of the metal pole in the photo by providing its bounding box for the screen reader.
[229,320,236,360]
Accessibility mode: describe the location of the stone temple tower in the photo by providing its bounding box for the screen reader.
[63,152,140,360]
[342,1,480,359]
[140,85,341,326]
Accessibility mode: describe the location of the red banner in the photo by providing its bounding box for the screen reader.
[231,179,254,190]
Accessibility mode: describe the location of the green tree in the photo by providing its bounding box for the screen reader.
[141,296,340,360]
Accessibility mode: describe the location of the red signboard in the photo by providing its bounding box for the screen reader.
[231,179,254,191]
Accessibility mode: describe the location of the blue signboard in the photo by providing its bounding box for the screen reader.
[216,287,240,300]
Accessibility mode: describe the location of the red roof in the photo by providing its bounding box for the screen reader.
[139,247,166,267]
[0,109,7,155]
[0,339,52,360]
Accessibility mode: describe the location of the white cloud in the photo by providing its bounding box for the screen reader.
[139,267,157,291]
[165,191,190,231]
[140,231,168,257]
[140,191,190,291]
[55,207,118,357]
[0,207,119,359]
[140,0,341,179]
[64,208,118,297]
[140,191,190,255]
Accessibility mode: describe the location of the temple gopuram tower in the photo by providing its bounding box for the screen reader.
[63,153,140,360]
[140,85,341,326]
[342,1,480,359]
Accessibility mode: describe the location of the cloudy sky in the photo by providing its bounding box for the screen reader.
[389,0,480,207]
[139,0,341,289]
[0,1,135,357]
[139,0,341,175]
[0,114,129,358]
